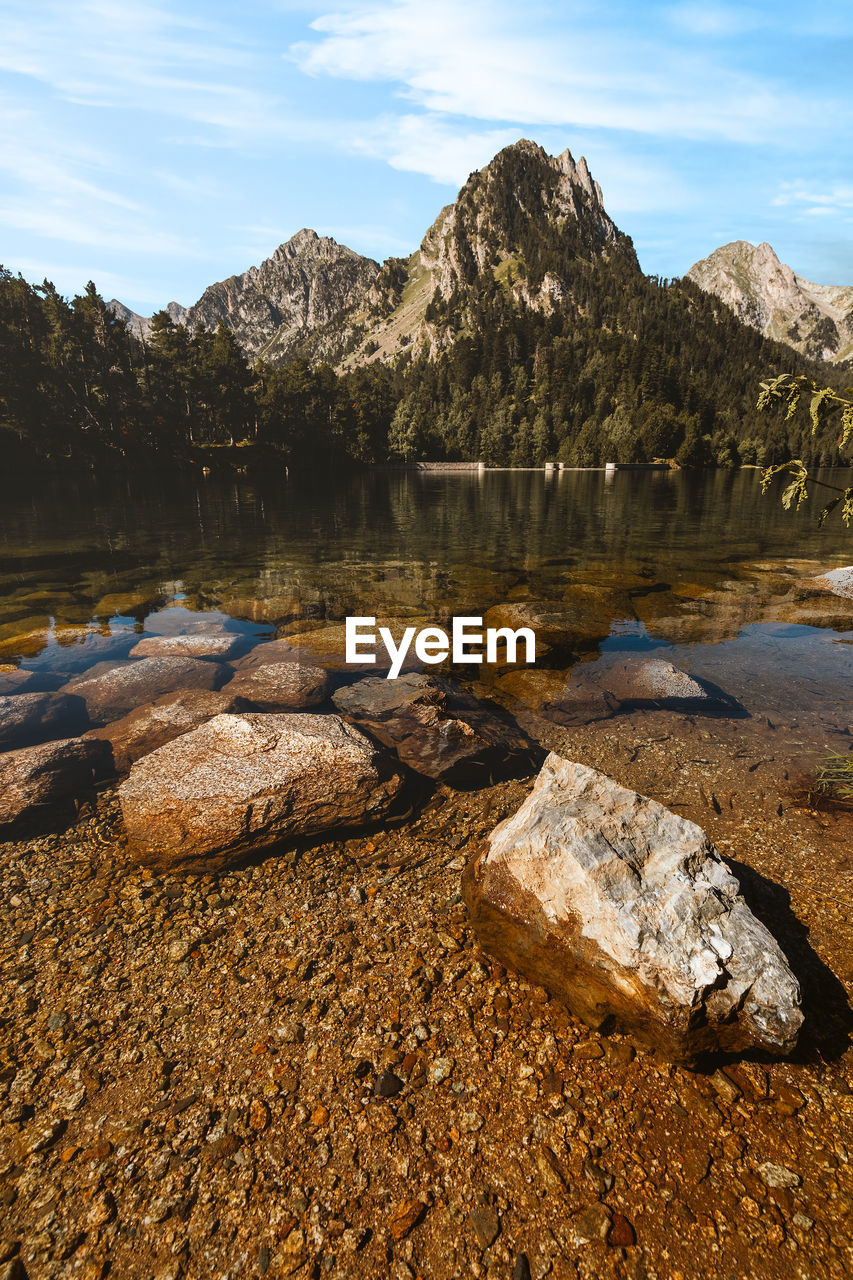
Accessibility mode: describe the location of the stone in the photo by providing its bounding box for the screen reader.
[222,662,331,711]
[118,712,404,868]
[757,1162,801,1189]
[376,1070,404,1098]
[469,1206,500,1250]
[0,692,90,752]
[463,753,803,1062]
[0,669,64,696]
[332,674,539,786]
[542,658,738,727]
[388,1198,426,1241]
[62,657,228,725]
[570,1203,612,1245]
[129,634,242,660]
[607,1213,636,1247]
[0,736,111,830]
[84,689,240,774]
[483,585,635,654]
[812,566,853,599]
[237,618,430,674]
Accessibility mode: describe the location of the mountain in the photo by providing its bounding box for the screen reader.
[108,299,187,340]
[687,240,853,364]
[181,229,380,362]
[112,141,638,369]
[274,140,638,368]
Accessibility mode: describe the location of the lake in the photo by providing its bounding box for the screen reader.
[1,465,852,742]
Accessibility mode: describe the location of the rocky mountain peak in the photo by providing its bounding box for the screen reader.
[687,240,853,363]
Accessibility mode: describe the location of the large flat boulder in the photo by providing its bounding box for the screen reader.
[84,689,241,774]
[129,634,243,660]
[0,692,90,752]
[464,754,802,1061]
[118,713,405,869]
[222,662,331,711]
[62,657,228,725]
[0,737,111,831]
[332,673,539,786]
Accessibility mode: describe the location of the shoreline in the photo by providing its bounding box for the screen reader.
[2,701,852,1279]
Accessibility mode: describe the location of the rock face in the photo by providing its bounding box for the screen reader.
[114,231,381,364]
[84,689,240,774]
[63,657,228,725]
[0,692,89,752]
[332,673,539,786]
[687,240,853,363]
[223,662,331,711]
[0,737,110,830]
[464,754,803,1061]
[129,634,243,661]
[118,713,404,868]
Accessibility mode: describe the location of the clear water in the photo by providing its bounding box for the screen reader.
[1,466,851,733]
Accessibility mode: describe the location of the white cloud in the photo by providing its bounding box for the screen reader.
[292,0,825,145]
[772,181,853,219]
[0,0,282,142]
[0,96,196,258]
[344,114,520,185]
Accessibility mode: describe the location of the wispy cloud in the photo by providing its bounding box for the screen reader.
[293,0,827,146]
[772,181,853,220]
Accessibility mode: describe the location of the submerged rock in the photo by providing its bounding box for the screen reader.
[0,668,64,697]
[222,661,331,710]
[544,657,741,725]
[464,754,802,1061]
[118,712,404,868]
[779,565,853,629]
[0,736,111,830]
[483,587,635,654]
[332,673,539,786]
[0,691,90,752]
[129,634,243,660]
[84,689,241,774]
[62,657,228,725]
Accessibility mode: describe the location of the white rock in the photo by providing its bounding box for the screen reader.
[464,754,803,1061]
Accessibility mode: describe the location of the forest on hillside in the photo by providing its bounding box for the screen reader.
[0,262,847,473]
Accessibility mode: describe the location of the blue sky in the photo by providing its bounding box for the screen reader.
[1,0,851,314]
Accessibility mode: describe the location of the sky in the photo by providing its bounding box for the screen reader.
[1,0,851,314]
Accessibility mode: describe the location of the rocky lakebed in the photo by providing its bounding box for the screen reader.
[1,564,852,1280]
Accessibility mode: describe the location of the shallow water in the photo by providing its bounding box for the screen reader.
[1,466,851,736]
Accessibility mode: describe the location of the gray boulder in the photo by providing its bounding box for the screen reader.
[332,673,539,786]
[464,754,802,1061]
[0,692,90,752]
[62,656,228,725]
[0,737,111,830]
[223,662,331,711]
[118,712,404,869]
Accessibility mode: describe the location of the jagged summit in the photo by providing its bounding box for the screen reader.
[110,141,631,368]
[687,239,853,363]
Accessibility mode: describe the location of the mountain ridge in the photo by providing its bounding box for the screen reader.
[110,139,641,370]
[687,240,853,364]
